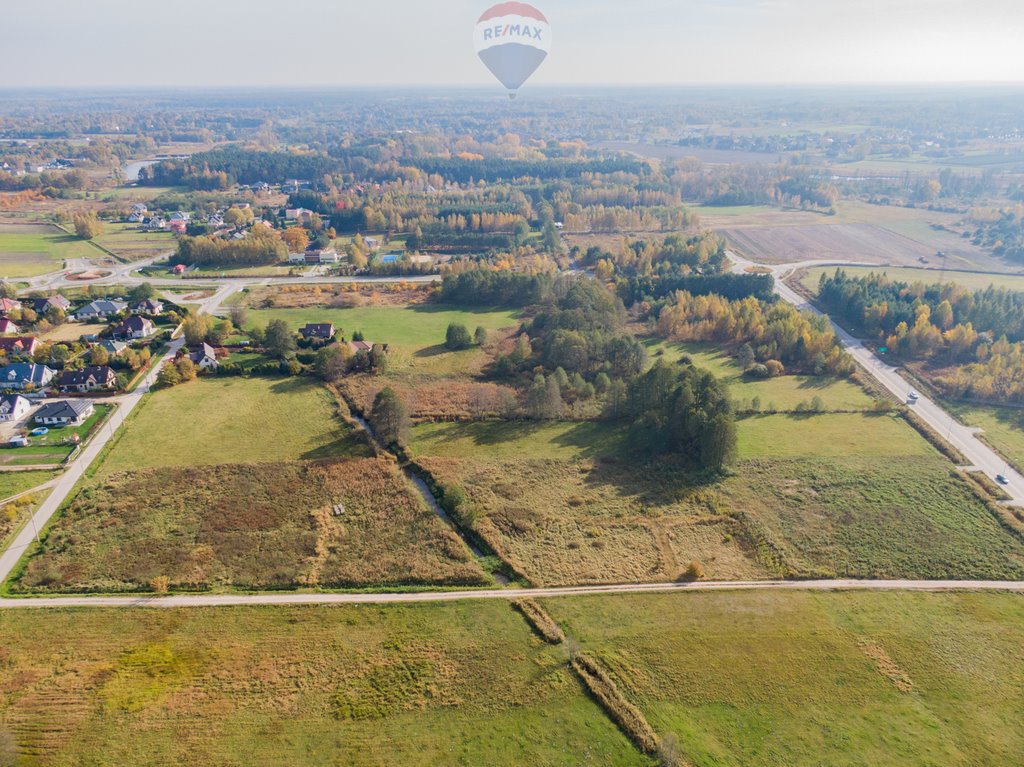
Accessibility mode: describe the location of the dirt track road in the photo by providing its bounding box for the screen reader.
[0,578,1022,610]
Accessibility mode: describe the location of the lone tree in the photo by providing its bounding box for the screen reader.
[264,319,296,359]
[73,212,104,240]
[474,326,488,346]
[370,386,410,448]
[445,322,473,351]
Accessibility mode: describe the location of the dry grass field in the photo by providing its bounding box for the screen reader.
[14,458,488,593]
[0,602,645,766]
[411,412,1024,584]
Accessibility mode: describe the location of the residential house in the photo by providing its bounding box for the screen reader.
[131,298,164,315]
[31,295,71,315]
[112,316,155,340]
[168,221,187,235]
[171,264,187,275]
[0,337,39,357]
[73,300,127,321]
[33,399,94,426]
[300,323,335,341]
[169,212,191,224]
[0,319,19,335]
[57,365,117,393]
[0,363,55,390]
[188,343,219,371]
[285,207,312,222]
[287,252,307,264]
[96,339,128,357]
[127,210,146,224]
[0,394,31,422]
[348,340,389,355]
[0,298,22,315]
[145,217,167,231]
[303,249,339,265]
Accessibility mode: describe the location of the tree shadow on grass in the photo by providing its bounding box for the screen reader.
[413,344,452,359]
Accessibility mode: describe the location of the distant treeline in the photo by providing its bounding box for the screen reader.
[141,146,341,188]
[407,157,647,184]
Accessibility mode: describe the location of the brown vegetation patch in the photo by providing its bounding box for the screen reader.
[15,458,487,593]
[244,283,434,310]
[418,457,768,586]
[341,375,520,420]
[858,640,914,693]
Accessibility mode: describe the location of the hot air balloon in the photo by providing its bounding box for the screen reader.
[474,2,551,99]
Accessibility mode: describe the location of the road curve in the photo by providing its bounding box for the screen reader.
[0,579,1022,610]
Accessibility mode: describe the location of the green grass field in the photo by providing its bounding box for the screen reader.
[948,401,1024,471]
[99,377,370,475]
[0,602,646,766]
[545,590,1024,767]
[800,265,1024,295]
[93,223,175,262]
[0,471,55,500]
[646,340,877,412]
[246,305,522,355]
[735,413,934,459]
[410,420,629,461]
[0,226,97,277]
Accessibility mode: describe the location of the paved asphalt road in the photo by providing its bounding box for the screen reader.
[0,578,1022,610]
[730,252,1024,506]
[0,337,184,586]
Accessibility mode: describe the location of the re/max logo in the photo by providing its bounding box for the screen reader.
[483,24,544,41]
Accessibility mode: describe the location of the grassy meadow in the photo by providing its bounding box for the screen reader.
[411,410,1024,584]
[245,304,522,356]
[647,340,877,412]
[92,222,175,261]
[545,590,1024,767]
[0,224,97,277]
[98,377,371,476]
[0,602,646,766]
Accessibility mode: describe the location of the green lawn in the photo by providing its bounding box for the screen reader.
[410,420,629,462]
[99,377,371,475]
[646,340,877,412]
[0,471,55,500]
[736,413,935,460]
[0,405,111,467]
[0,602,647,766]
[545,590,1024,767]
[949,401,1024,471]
[0,226,97,277]
[800,265,1024,295]
[246,305,522,356]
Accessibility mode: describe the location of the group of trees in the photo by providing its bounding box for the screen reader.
[656,290,855,376]
[609,360,736,470]
[173,227,287,268]
[818,269,1024,402]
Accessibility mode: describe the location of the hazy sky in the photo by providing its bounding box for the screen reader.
[2,0,1023,89]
